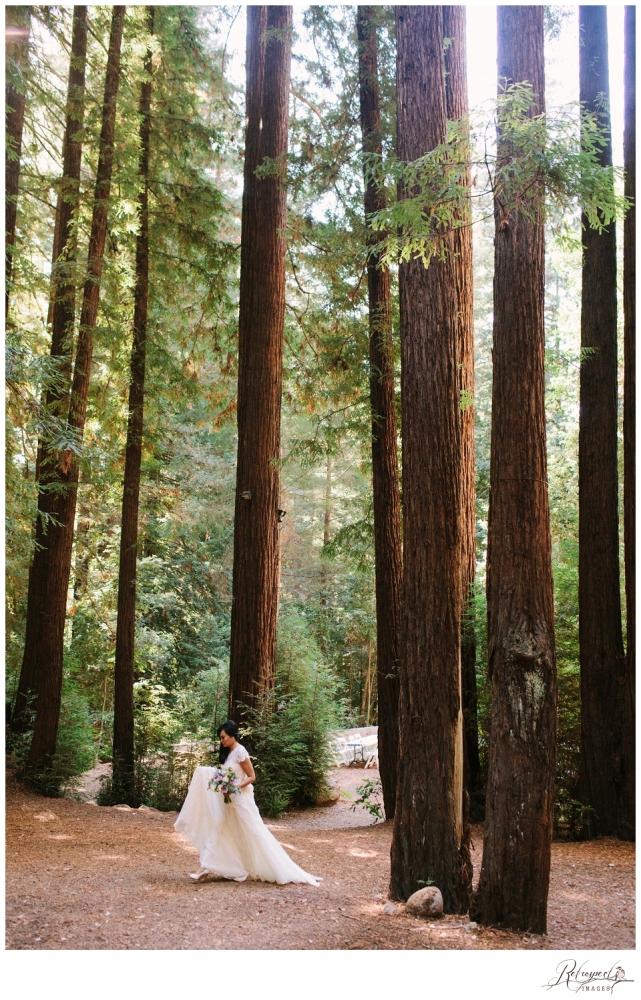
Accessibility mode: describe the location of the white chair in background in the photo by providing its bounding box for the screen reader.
[361,734,378,768]
[329,737,354,766]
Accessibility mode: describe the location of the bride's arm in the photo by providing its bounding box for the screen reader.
[237,758,256,789]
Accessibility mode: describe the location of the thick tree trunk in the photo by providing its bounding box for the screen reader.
[323,455,332,550]
[48,6,88,392]
[389,5,470,912]
[621,5,635,841]
[26,6,126,778]
[12,6,88,735]
[70,510,91,647]
[472,6,556,934]
[112,7,153,807]
[5,4,31,315]
[320,452,332,602]
[228,6,292,722]
[442,4,480,819]
[356,5,402,823]
[577,5,627,839]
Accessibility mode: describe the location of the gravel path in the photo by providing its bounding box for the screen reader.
[6,770,635,951]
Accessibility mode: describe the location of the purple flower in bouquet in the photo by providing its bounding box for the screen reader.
[208,766,240,804]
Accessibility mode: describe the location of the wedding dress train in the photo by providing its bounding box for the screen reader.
[174,744,321,886]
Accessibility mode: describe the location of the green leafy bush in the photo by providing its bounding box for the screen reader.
[97,611,341,816]
[8,681,95,797]
[245,605,342,817]
[173,660,229,738]
[98,681,216,809]
[342,776,384,823]
[554,786,596,841]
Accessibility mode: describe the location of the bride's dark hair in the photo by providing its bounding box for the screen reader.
[217,719,240,764]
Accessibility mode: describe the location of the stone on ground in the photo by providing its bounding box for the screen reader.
[315,779,341,807]
[405,886,443,919]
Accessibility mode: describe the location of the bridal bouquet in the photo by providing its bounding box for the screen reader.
[208,766,240,804]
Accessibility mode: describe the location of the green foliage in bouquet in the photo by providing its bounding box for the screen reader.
[208,766,241,803]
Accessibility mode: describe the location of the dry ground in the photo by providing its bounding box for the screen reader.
[5,769,635,951]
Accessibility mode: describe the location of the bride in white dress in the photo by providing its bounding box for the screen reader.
[174,720,321,886]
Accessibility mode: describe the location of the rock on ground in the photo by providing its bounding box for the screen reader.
[405,886,443,919]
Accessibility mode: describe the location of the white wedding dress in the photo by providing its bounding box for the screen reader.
[174,743,321,886]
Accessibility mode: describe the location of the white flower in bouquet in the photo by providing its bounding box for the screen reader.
[208,766,240,803]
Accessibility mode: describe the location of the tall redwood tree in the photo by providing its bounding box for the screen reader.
[5,5,31,314]
[228,6,292,722]
[389,5,470,913]
[356,5,402,822]
[26,6,126,779]
[12,5,88,734]
[472,6,556,934]
[112,7,154,806]
[621,4,635,841]
[442,4,480,817]
[578,5,627,839]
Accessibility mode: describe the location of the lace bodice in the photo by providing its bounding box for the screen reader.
[225,743,249,770]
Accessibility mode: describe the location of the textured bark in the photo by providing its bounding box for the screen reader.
[71,511,91,647]
[26,7,126,777]
[320,453,332,602]
[621,5,635,841]
[323,455,332,549]
[228,7,292,722]
[112,8,154,807]
[12,6,88,734]
[5,4,31,314]
[356,5,402,822]
[472,6,557,934]
[389,5,470,913]
[578,5,627,839]
[442,4,480,818]
[48,6,88,389]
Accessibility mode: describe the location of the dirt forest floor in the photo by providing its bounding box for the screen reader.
[5,767,635,951]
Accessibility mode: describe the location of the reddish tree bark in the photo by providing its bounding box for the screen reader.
[356,5,402,822]
[578,5,627,839]
[320,452,332,602]
[112,7,154,807]
[5,5,31,314]
[26,6,126,779]
[47,6,88,388]
[389,5,471,913]
[473,6,557,934]
[12,5,88,735]
[70,508,91,648]
[621,5,635,841]
[442,4,481,818]
[228,6,292,722]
